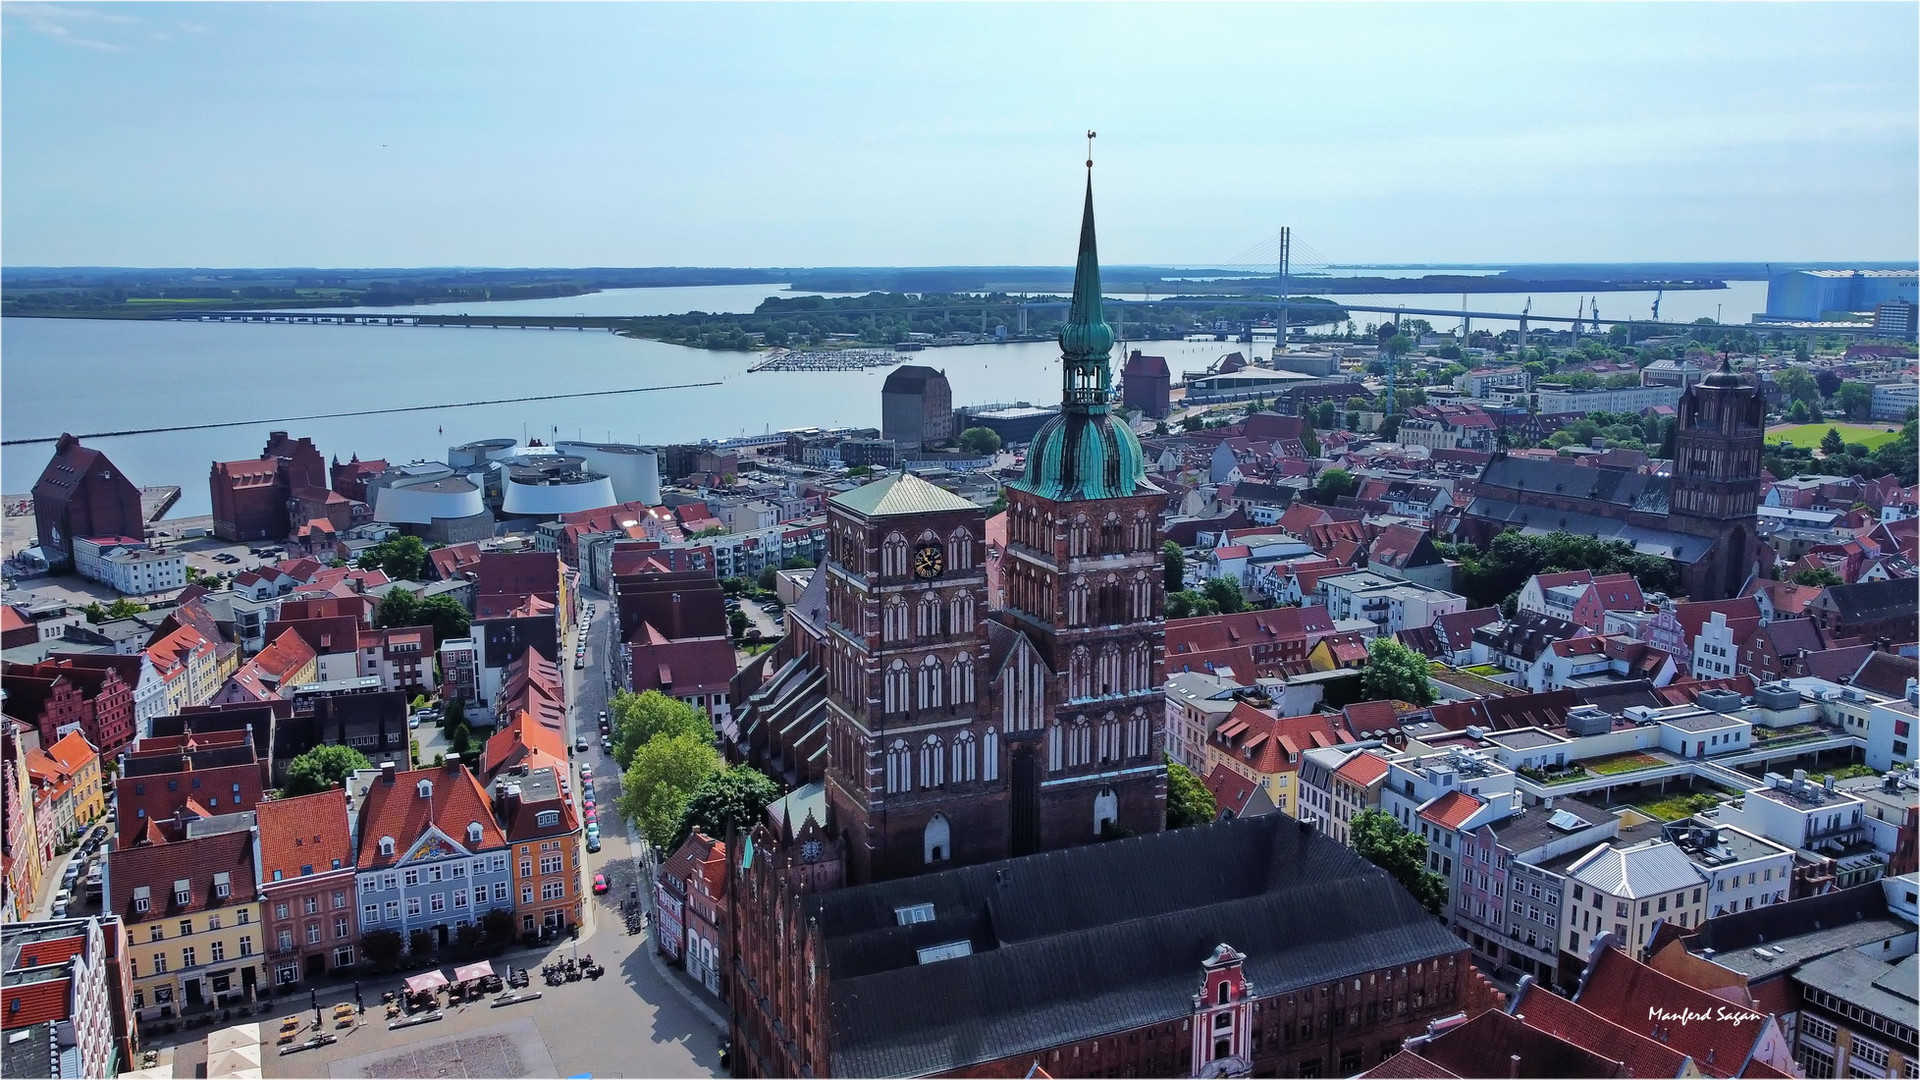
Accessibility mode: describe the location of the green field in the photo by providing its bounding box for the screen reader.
[1767,423,1902,450]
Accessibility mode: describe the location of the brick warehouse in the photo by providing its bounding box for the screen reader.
[728,813,1505,1079]
[726,165,1507,1079]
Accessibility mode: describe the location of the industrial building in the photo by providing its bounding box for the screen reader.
[1764,269,1918,321]
[952,402,1060,446]
[553,441,662,505]
[880,365,954,451]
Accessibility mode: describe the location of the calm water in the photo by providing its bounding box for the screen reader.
[0,278,1772,518]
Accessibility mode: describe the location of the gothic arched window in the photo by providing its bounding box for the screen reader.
[1068,647,1093,700]
[952,730,976,784]
[918,655,944,710]
[881,533,909,578]
[886,739,913,794]
[947,528,974,570]
[950,652,974,705]
[920,734,944,789]
[983,727,1000,782]
[884,660,910,714]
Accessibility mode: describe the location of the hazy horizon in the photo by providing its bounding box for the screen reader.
[4,3,1915,268]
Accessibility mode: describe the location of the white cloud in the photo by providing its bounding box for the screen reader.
[4,3,138,51]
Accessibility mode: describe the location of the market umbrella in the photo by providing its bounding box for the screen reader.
[204,1023,259,1057]
[206,1045,263,1079]
[403,969,450,996]
[452,961,494,985]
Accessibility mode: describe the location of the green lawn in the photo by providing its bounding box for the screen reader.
[1587,752,1668,776]
[1767,423,1902,450]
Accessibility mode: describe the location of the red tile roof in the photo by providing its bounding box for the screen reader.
[1333,751,1391,787]
[1202,764,1261,818]
[106,830,259,924]
[1209,704,1341,775]
[43,731,96,774]
[354,763,506,869]
[1,973,73,1026]
[1508,980,1690,1080]
[1418,789,1483,832]
[255,790,355,883]
[1575,945,1768,1078]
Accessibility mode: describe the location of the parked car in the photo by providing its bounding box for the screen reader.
[574,658,584,669]
[586,834,601,854]
[593,873,609,894]
[580,766,593,782]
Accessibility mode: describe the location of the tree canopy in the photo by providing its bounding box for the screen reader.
[618,733,722,852]
[674,765,782,849]
[1361,637,1435,706]
[1314,468,1356,504]
[1437,529,1678,611]
[1165,758,1216,829]
[376,588,470,641]
[610,690,712,770]
[359,535,428,581]
[1350,808,1448,916]
[285,744,373,796]
[1161,541,1185,593]
[957,426,1003,455]
[1791,566,1844,587]
[1200,577,1248,614]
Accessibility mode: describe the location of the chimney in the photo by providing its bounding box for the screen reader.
[381,761,397,784]
[445,753,461,772]
[1509,1054,1522,1079]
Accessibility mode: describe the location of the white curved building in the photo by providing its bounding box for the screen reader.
[373,475,487,525]
[554,441,661,506]
[448,438,519,470]
[500,455,617,518]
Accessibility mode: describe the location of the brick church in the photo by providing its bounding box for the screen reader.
[724,162,1503,1079]
[1462,358,1766,602]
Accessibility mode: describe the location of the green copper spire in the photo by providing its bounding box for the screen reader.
[1058,176,1116,378]
[1009,149,1159,504]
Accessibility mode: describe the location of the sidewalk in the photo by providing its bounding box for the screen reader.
[643,931,729,1034]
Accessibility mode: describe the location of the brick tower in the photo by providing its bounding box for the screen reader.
[996,160,1169,855]
[1668,357,1765,600]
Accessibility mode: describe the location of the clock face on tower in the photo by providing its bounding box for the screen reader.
[912,543,945,580]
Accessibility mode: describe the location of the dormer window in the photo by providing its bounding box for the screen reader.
[416,780,433,799]
[132,886,150,914]
[894,903,935,926]
[467,822,484,845]
[173,879,191,906]
[378,836,395,857]
[536,810,559,828]
[213,872,231,900]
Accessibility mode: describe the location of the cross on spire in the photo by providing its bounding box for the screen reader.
[1086,129,1096,169]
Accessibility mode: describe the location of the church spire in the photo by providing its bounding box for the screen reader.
[1059,133,1115,414]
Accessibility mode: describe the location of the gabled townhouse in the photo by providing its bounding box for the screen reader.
[1366,524,1452,590]
[355,625,435,694]
[1453,796,1618,983]
[1474,612,1589,674]
[1525,636,1677,693]
[107,822,266,1022]
[261,615,362,684]
[114,728,266,848]
[1200,704,1344,817]
[211,627,317,704]
[350,760,513,954]
[254,790,359,988]
[1161,671,1247,770]
[1295,745,1391,846]
[46,652,167,739]
[1516,571,1647,633]
[144,625,224,714]
[1572,943,1801,1078]
[1,657,137,756]
[656,830,729,1001]
[3,719,49,919]
[42,731,106,841]
[491,764,583,937]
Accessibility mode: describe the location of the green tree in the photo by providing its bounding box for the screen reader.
[375,587,419,630]
[610,689,712,768]
[1314,468,1356,504]
[729,610,749,638]
[1775,366,1820,406]
[755,566,779,592]
[1794,338,1811,364]
[1820,428,1846,456]
[284,744,373,796]
[846,465,873,478]
[1300,421,1321,459]
[1361,637,1435,706]
[418,594,471,641]
[1835,381,1874,421]
[444,697,465,727]
[1787,399,1811,424]
[361,929,404,969]
[1313,401,1338,429]
[1200,577,1248,614]
[674,765,782,849]
[447,724,473,760]
[618,733,722,851]
[1165,758,1216,829]
[1791,566,1844,587]
[957,426,1003,455]
[360,535,428,581]
[1165,590,1216,619]
[1350,808,1448,916]
[1161,541,1186,593]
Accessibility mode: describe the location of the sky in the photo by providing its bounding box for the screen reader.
[3,2,1916,269]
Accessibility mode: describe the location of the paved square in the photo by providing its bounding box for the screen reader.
[327,1017,557,1079]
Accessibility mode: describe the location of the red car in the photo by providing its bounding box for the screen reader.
[592,873,609,894]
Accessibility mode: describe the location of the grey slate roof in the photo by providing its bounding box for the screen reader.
[1480,457,1671,514]
[1684,882,1909,981]
[815,814,1468,1077]
[1793,949,1918,1025]
[1464,498,1711,562]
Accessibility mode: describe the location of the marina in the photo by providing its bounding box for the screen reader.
[746,347,902,373]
